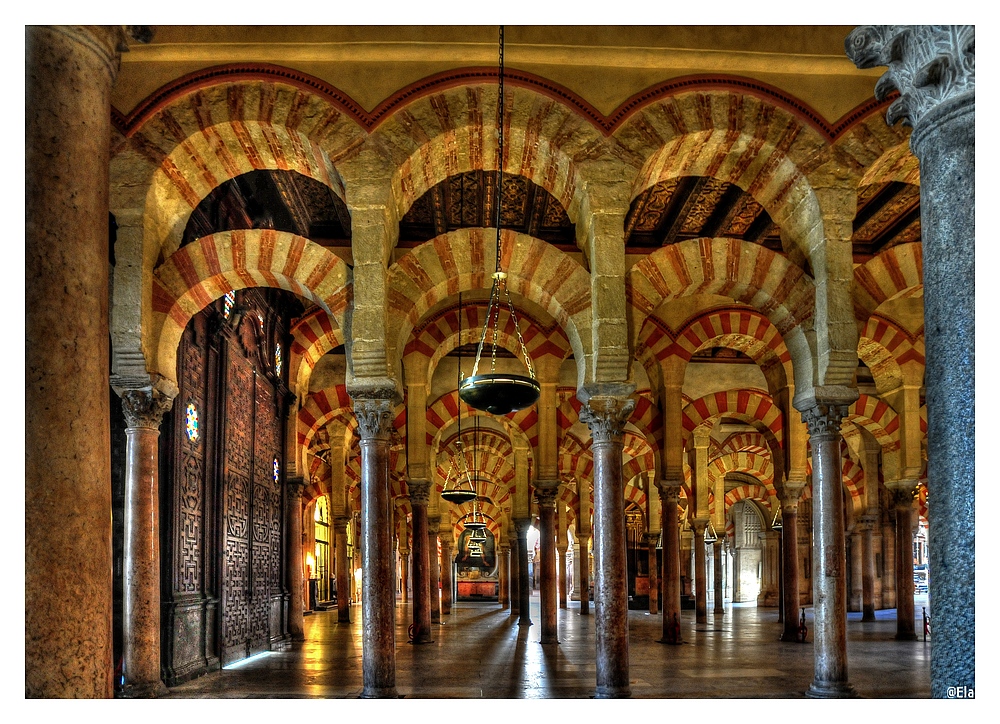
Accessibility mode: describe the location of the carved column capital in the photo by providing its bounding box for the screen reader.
[534,482,558,510]
[407,479,431,505]
[121,388,174,430]
[800,403,849,442]
[332,515,350,534]
[286,475,307,503]
[513,517,532,537]
[888,482,920,510]
[656,480,682,503]
[580,396,635,444]
[644,532,661,547]
[846,25,974,130]
[353,395,396,441]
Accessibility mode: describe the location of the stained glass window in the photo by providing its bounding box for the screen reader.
[185,402,199,441]
[223,290,236,319]
[275,343,282,376]
[273,457,280,483]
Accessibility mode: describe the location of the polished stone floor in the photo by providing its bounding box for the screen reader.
[163,592,932,700]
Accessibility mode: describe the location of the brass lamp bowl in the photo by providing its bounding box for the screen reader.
[459,373,540,415]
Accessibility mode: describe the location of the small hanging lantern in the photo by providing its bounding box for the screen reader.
[704,522,718,543]
[458,25,540,416]
[441,291,479,505]
[771,507,783,530]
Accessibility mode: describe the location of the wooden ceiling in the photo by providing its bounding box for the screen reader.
[180,169,920,263]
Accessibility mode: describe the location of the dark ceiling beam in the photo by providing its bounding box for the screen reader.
[658,176,707,245]
[431,184,449,237]
[867,203,921,253]
[698,184,745,238]
[854,181,907,231]
[743,211,777,244]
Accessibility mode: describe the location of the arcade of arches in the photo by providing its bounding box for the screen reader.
[25,25,975,699]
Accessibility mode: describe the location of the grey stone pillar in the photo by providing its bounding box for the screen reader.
[860,516,877,622]
[407,481,432,643]
[846,23,975,698]
[514,517,533,626]
[26,24,133,699]
[428,516,441,624]
[499,544,510,609]
[713,539,724,614]
[119,390,173,698]
[692,521,708,625]
[285,476,307,642]
[581,395,635,699]
[890,487,919,640]
[658,484,682,644]
[802,403,855,698]
[536,484,559,643]
[780,492,803,642]
[353,394,398,698]
[334,517,351,623]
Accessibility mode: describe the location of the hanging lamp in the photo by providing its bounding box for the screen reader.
[458,25,541,416]
[441,292,479,505]
[704,522,718,543]
[462,417,487,533]
[771,507,783,530]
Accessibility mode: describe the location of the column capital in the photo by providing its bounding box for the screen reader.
[845,25,974,132]
[656,480,682,502]
[121,388,174,430]
[644,532,660,547]
[579,395,635,444]
[888,482,920,510]
[513,516,532,536]
[332,515,350,533]
[407,479,431,505]
[426,515,441,529]
[534,483,558,509]
[800,403,850,441]
[353,393,397,441]
[286,475,308,502]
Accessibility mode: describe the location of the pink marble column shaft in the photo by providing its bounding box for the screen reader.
[537,486,559,643]
[407,481,432,642]
[440,539,453,615]
[659,485,682,644]
[285,478,307,641]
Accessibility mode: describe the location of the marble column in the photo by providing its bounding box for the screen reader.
[26,24,133,699]
[891,487,918,640]
[354,395,398,698]
[510,536,520,617]
[581,395,635,699]
[118,390,173,698]
[860,516,877,623]
[514,517,532,626]
[692,521,708,625]
[802,403,855,698]
[576,535,591,615]
[407,481,432,643]
[536,485,559,643]
[847,23,975,698]
[440,537,453,616]
[646,533,659,615]
[779,492,803,642]
[428,517,441,624]
[557,545,568,609]
[285,476,307,642]
[398,549,410,604]
[334,517,351,623]
[499,545,511,609]
[659,484,682,644]
[713,539,724,615]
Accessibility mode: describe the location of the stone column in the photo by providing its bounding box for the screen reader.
[713,539,724,614]
[576,535,591,615]
[407,481,432,643]
[646,533,659,615]
[557,545,568,609]
[440,536,453,616]
[890,486,918,640]
[334,517,351,623]
[680,531,694,598]
[499,544,511,609]
[802,403,855,698]
[846,23,975,698]
[658,483,682,644]
[285,476,307,642]
[118,390,172,698]
[26,24,132,699]
[514,517,532,626]
[779,492,803,642]
[427,516,441,624]
[398,548,410,604]
[859,516,877,622]
[536,485,559,643]
[581,395,635,699]
[692,521,708,625]
[353,395,398,698]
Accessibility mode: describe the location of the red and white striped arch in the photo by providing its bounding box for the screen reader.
[853,242,923,321]
[289,309,346,399]
[845,393,900,453]
[152,229,351,385]
[682,389,784,448]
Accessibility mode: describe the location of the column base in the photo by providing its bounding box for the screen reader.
[895,631,918,641]
[861,612,877,623]
[595,685,631,699]
[540,635,559,644]
[518,618,533,627]
[116,680,169,699]
[805,681,857,698]
[359,686,399,698]
[779,630,800,643]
